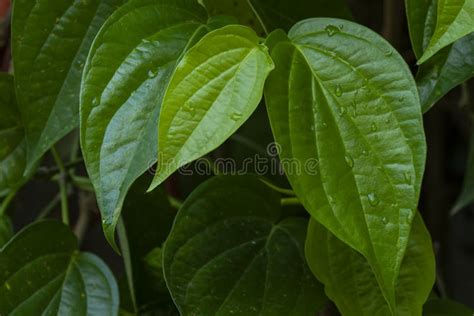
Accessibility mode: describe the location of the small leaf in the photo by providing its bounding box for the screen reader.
[12,0,122,171]
[405,0,438,59]
[418,0,474,64]
[149,25,274,190]
[417,33,474,111]
[305,213,435,315]
[264,18,426,309]
[0,220,119,315]
[451,124,474,214]
[423,298,474,315]
[163,175,327,316]
[203,0,352,33]
[80,0,208,249]
[0,73,27,196]
[0,214,13,248]
[118,174,176,313]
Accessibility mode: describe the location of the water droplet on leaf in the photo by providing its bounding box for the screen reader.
[230,112,243,121]
[384,49,393,57]
[345,154,354,168]
[404,171,412,184]
[147,69,157,78]
[382,217,389,224]
[325,25,341,37]
[92,97,99,106]
[367,193,379,206]
[335,84,343,97]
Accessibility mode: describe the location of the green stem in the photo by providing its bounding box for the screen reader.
[168,195,184,210]
[117,217,138,313]
[246,0,269,36]
[52,147,69,225]
[280,197,301,206]
[36,193,61,220]
[0,190,17,216]
[260,178,296,196]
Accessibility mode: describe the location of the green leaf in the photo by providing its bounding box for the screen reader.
[149,25,274,190]
[202,0,352,33]
[12,0,122,172]
[118,174,176,313]
[451,124,474,214]
[163,175,327,316]
[405,0,438,59]
[80,0,208,250]
[0,73,26,196]
[264,18,426,310]
[305,213,435,315]
[0,214,13,248]
[417,33,474,111]
[423,298,474,315]
[406,0,474,111]
[0,220,119,315]
[418,0,474,64]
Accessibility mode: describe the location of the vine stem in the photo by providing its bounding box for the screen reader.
[51,147,69,225]
[0,190,16,216]
[280,197,301,206]
[260,178,296,196]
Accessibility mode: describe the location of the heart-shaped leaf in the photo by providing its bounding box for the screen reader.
[12,0,122,171]
[264,18,426,309]
[417,0,474,64]
[80,0,209,249]
[149,25,274,190]
[305,213,435,315]
[163,175,327,316]
[0,73,26,196]
[0,220,119,315]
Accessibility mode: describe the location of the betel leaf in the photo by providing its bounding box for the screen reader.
[405,0,438,59]
[149,25,274,190]
[12,0,122,172]
[118,174,176,313]
[423,298,474,315]
[417,32,474,112]
[80,0,209,249]
[305,213,435,315]
[0,73,26,196]
[406,0,474,111]
[163,175,327,316]
[264,18,426,310]
[418,0,474,64]
[202,0,352,33]
[0,220,119,315]
[0,214,13,248]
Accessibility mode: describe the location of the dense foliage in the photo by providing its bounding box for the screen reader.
[0,0,473,315]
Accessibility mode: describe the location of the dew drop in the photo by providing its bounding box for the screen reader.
[325,24,341,37]
[362,149,368,156]
[367,193,380,206]
[230,112,243,121]
[5,282,11,291]
[92,97,100,106]
[335,84,343,97]
[371,123,377,132]
[321,122,328,129]
[398,95,404,102]
[344,154,354,168]
[147,69,157,78]
[338,106,346,116]
[384,49,393,57]
[382,217,389,224]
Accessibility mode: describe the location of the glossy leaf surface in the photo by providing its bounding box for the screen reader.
[423,298,474,315]
[305,213,435,315]
[418,0,474,63]
[0,73,26,196]
[12,0,121,171]
[164,175,326,316]
[265,18,426,308]
[203,0,352,33]
[150,25,274,190]
[0,214,13,248]
[417,28,474,111]
[80,0,207,249]
[406,0,474,111]
[0,221,119,315]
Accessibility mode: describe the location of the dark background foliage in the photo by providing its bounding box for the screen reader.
[1,0,473,309]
